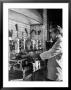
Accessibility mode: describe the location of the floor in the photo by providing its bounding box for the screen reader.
[9,67,47,81]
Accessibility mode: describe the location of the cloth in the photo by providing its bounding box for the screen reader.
[40,35,63,81]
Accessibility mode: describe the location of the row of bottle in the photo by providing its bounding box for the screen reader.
[9,37,42,54]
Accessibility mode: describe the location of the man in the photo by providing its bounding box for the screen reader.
[40,25,63,81]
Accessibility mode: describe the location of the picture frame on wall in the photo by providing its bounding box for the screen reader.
[0,0,70,89]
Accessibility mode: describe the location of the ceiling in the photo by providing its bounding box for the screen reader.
[9,9,43,25]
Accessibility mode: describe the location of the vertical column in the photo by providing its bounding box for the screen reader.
[43,9,47,51]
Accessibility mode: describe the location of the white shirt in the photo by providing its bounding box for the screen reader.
[40,35,63,81]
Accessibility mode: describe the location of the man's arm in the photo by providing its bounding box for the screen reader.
[40,38,62,60]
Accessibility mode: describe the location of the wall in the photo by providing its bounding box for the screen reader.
[8,9,42,40]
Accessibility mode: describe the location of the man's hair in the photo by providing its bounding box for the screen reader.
[50,25,61,35]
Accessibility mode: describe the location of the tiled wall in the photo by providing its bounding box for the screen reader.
[8,9,43,40]
[8,19,30,40]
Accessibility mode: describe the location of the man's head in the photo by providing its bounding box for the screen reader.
[50,25,62,40]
